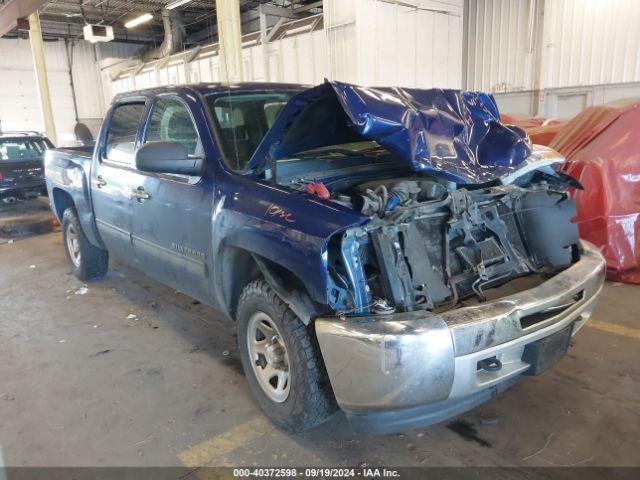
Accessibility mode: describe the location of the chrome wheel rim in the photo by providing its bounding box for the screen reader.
[247,311,290,403]
[66,223,81,268]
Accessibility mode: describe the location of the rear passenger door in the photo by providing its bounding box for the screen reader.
[91,100,146,264]
[129,95,214,303]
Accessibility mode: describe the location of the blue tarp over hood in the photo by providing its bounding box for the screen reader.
[246,81,532,184]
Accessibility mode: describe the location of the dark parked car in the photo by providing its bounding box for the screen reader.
[0,132,53,203]
[45,82,605,434]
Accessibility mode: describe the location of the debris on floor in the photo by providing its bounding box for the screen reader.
[75,285,89,295]
[127,314,138,320]
[480,415,501,425]
[522,432,557,461]
[92,349,112,357]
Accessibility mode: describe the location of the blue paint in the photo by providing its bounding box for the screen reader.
[46,83,368,319]
[46,81,533,320]
[247,81,532,184]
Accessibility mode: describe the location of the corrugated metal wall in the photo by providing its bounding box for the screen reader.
[467,0,640,93]
[468,0,640,116]
[466,0,535,92]
[325,0,464,88]
[111,17,328,97]
[111,1,465,98]
[541,0,640,88]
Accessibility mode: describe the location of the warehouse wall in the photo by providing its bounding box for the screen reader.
[325,0,464,88]
[541,0,640,89]
[111,0,465,99]
[0,38,139,145]
[465,0,535,92]
[468,0,640,117]
[467,0,640,92]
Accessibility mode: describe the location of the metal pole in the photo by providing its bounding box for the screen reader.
[530,0,545,116]
[28,11,57,145]
[215,0,243,83]
[259,4,269,82]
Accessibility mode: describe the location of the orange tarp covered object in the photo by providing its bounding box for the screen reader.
[550,99,640,283]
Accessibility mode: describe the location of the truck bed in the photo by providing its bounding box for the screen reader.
[53,145,94,157]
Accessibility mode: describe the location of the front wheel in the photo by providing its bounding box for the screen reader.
[236,280,337,431]
[62,207,109,281]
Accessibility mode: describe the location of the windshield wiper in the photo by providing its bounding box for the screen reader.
[295,146,385,159]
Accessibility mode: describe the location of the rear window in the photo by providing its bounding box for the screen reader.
[105,102,146,164]
[206,92,295,171]
[0,139,49,162]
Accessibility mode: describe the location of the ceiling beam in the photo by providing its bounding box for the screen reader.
[257,4,300,20]
[291,1,323,14]
[0,0,49,36]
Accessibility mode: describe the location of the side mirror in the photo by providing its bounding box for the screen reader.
[135,141,204,176]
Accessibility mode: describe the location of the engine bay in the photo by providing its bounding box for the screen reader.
[273,143,580,316]
[328,177,579,315]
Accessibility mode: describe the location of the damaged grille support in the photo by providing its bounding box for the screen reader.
[333,185,580,315]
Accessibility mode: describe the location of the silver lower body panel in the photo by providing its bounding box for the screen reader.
[315,242,606,433]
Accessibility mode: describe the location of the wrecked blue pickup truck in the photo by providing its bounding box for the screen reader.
[45,81,605,434]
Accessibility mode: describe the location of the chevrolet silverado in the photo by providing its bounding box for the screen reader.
[44,81,605,434]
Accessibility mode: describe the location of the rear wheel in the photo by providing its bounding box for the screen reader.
[236,280,337,431]
[62,207,108,281]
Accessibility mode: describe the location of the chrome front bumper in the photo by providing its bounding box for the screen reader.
[315,242,605,434]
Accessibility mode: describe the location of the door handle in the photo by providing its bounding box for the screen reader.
[131,186,151,202]
[92,176,107,188]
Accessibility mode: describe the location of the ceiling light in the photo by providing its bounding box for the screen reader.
[124,12,153,28]
[166,0,192,9]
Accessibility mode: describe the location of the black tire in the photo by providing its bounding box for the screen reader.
[62,207,108,281]
[236,279,337,431]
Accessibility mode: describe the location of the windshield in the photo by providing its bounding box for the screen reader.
[206,92,296,171]
[0,138,49,163]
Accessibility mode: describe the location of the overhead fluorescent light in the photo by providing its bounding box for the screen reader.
[124,13,153,29]
[167,0,192,9]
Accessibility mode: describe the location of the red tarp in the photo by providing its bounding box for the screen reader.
[500,113,545,130]
[500,114,567,145]
[550,99,640,283]
[527,120,567,146]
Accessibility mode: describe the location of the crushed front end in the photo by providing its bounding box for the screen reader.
[248,82,606,433]
[315,160,605,434]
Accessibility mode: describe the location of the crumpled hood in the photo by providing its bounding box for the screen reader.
[246,81,533,184]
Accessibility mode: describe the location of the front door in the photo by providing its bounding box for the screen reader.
[129,95,214,303]
[91,101,147,264]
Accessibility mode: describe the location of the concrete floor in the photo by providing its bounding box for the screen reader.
[1,228,639,469]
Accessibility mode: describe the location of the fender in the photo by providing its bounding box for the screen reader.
[211,171,368,316]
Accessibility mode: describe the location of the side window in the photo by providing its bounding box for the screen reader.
[145,97,202,156]
[105,102,146,164]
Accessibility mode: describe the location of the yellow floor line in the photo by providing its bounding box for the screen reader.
[588,319,640,341]
[178,417,271,468]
